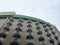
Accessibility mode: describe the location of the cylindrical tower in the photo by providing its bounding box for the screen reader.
[0,12,60,45]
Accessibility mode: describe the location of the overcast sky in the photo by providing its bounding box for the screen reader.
[0,0,60,31]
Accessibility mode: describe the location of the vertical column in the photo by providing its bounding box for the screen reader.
[3,19,17,45]
[32,22,40,45]
[40,24,51,45]
[0,17,8,31]
[20,20,27,45]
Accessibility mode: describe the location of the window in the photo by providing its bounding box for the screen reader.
[17,23,23,27]
[47,33,51,37]
[37,30,42,35]
[27,35,33,39]
[38,34,44,41]
[49,39,54,43]
[6,21,12,26]
[0,37,4,45]
[27,32,33,39]
[27,20,32,24]
[43,24,46,28]
[9,17,14,22]
[10,37,20,45]
[18,18,23,23]
[52,31,55,35]
[36,26,41,30]
[27,24,32,28]
[55,36,58,40]
[26,39,34,45]
[35,22,40,26]
[0,30,8,38]
[27,28,32,32]
[13,31,20,38]
[43,25,46,28]
[15,26,21,31]
[50,28,53,30]
[3,25,9,31]
[45,29,48,32]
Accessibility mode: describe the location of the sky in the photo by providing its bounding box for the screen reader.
[0,0,60,31]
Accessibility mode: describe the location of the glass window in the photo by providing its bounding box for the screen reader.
[3,25,9,31]
[37,30,42,35]
[26,39,34,45]
[27,33,33,39]
[6,21,12,26]
[50,28,53,30]
[18,18,23,23]
[35,22,40,26]
[10,37,20,45]
[15,26,21,31]
[27,28,32,32]
[27,24,32,28]
[52,31,55,35]
[27,20,32,24]
[38,34,44,41]
[13,31,20,38]
[9,17,14,22]
[0,30,8,38]
[43,24,46,28]
[47,33,51,37]
[49,39,54,43]
[27,32,33,39]
[17,23,23,27]
[55,36,58,40]
[36,26,41,30]
[45,29,48,32]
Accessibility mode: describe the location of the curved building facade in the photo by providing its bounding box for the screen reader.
[0,12,60,45]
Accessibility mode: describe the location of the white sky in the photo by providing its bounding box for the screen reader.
[0,0,60,31]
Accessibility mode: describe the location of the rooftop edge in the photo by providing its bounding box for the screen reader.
[0,12,51,26]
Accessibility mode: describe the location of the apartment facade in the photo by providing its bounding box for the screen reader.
[0,12,60,45]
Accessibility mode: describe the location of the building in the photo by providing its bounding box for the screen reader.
[0,12,60,45]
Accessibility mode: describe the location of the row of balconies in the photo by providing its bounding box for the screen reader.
[0,17,14,45]
[11,18,23,45]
